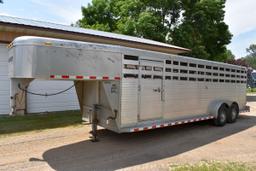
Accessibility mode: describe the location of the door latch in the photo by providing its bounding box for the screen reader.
[153,87,161,92]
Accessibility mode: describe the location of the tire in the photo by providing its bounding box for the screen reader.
[227,103,239,123]
[214,104,228,126]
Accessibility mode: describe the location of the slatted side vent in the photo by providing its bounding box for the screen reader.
[164,59,247,83]
[123,55,164,80]
[123,74,138,78]
[124,55,138,61]
[122,55,247,83]
[123,54,139,80]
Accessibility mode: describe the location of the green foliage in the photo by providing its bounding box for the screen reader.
[244,44,256,69]
[247,88,256,94]
[78,0,181,41]
[245,56,256,69]
[78,0,116,32]
[246,44,256,57]
[78,0,232,62]
[172,0,232,61]
[225,49,235,60]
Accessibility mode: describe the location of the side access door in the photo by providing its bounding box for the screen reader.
[138,59,164,121]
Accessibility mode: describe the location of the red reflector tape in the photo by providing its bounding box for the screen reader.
[130,115,214,132]
[103,76,109,80]
[62,75,69,79]
[134,128,140,132]
[114,76,121,80]
[50,75,121,80]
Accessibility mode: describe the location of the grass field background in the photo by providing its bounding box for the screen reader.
[0,111,82,136]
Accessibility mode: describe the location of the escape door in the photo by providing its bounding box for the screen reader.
[139,59,164,121]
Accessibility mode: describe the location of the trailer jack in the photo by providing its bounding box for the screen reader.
[90,104,100,142]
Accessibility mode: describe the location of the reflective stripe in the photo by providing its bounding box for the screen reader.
[62,75,69,79]
[130,115,214,132]
[50,75,121,80]
[102,76,109,80]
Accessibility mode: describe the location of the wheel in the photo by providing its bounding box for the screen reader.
[214,104,228,126]
[227,103,239,123]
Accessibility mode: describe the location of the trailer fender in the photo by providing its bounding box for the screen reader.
[208,100,231,118]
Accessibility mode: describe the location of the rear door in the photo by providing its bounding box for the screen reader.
[139,59,164,121]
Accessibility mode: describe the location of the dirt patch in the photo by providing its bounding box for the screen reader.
[0,103,255,171]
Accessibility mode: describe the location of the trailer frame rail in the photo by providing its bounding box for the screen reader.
[129,115,215,132]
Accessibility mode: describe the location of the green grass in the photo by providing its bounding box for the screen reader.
[0,111,82,136]
[169,161,255,171]
[247,88,256,93]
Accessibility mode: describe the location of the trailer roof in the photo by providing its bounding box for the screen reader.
[0,15,190,54]
[12,36,246,70]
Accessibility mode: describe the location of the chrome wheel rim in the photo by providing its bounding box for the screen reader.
[231,108,237,120]
[220,111,226,123]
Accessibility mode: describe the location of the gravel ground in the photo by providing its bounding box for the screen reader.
[0,102,255,171]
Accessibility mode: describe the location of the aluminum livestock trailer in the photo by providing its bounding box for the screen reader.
[9,36,249,141]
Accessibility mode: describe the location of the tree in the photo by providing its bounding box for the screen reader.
[244,44,256,69]
[171,0,232,61]
[113,0,182,42]
[226,58,248,67]
[225,49,235,60]
[78,0,116,32]
[78,0,182,42]
[246,44,256,57]
[0,0,3,3]
[78,0,232,62]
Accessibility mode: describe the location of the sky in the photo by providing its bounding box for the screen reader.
[0,0,255,58]
[225,0,256,58]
